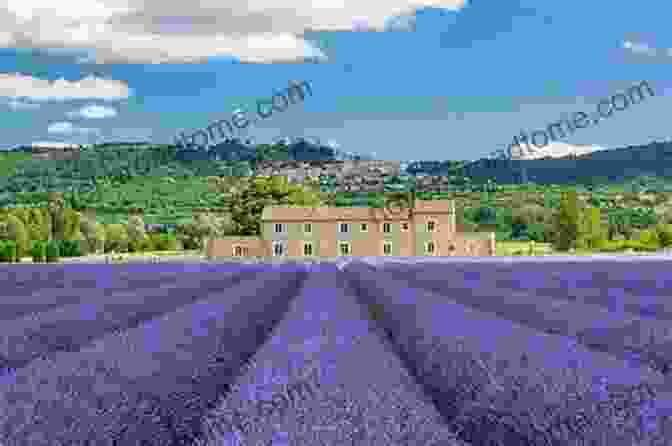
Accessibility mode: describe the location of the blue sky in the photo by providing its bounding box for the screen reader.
[0,0,670,161]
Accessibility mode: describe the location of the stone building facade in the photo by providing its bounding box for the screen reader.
[206,200,495,259]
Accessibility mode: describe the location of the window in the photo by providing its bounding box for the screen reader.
[360,223,368,232]
[303,223,312,234]
[303,242,313,256]
[426,241,435,255]
[233,246,243,257]
[274,223,285,234]
[339,223,350,233]
[383,242,392,255]
[401,222,409,231]
[339,242,351,256]
[382,222,391,233]
[427,220,436,232]
[272,242,286,257]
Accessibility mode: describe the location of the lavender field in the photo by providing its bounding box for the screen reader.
[0,259,671,445]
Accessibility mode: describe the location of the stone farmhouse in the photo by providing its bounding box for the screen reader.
[206,200,495,259]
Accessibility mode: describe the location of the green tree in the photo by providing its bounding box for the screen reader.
[45,240,61,262]
[31,240,46,262]
[47,191,66,241]
[579,206,606,250]
[655,224,672,248]
[227,176,321,235]
[0,214,30,258]
[552,190,582,251]
[177,213,230,250]
[0,241,8,262]
[17,207,50,242]
[126,215,147,252]
[104,223,129,253]
[639,228,660,249]
[608,209,635,241]
[5,240,17,262]
[80,214,105,254]
[62,208,81,241]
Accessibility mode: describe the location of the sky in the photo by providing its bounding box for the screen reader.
[0,0,670,161]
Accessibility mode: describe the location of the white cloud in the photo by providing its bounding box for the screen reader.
[66,104,117,119]
[6,98,40,110]
[0,0,467,64]
[0,73,132,101]
[47,121,100,135]
[622,40,658,56]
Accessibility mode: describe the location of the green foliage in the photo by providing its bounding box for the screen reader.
[552,190,582,251]
[45,240,61,262]
[655,224,672,248]
[104,223,129,253]
[0,241,8,262]
[59,239,82,257]
[227,176,321,235]
[62,208,81,241]
[176,213,230,250]
[13,207,50,242]
[0,214,30,258]
[31,241,47,262]
[579,206,606,249]
[638,228,660,249]
[126,215,147,243]
[79,214,105,254]
[3,241,17,262]
[597,239,659,253]
[149,233,178,251]
[128,236,154,253]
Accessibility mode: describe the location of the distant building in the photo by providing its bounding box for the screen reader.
[31,144,81,161]
[206,200,495,259]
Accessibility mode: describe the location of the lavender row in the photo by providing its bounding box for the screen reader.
[0,273,186,323]
[381,259,672,298]
[377,263,672,375]
[199,264,466,446]
[0,263,256,297]
[0,268,306,446]
[0,263,262,321]
[344,263,672,446]
[382,261,672,321]
[0,267,264,377]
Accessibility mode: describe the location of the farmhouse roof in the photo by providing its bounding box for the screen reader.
[261,200,453,222]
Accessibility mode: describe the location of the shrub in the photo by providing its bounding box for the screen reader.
[655,224,672,248]
[127,215,147,248]
[638,229,660,249]
[80,215,105,254]
[104,223,129,253]
[5,240,17,262]
[46,240,61,262]
[31,241,46,263]
[0,241,8,262]
[59,239,82,257]
[0,214,30,258]
[150,233,178,251]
